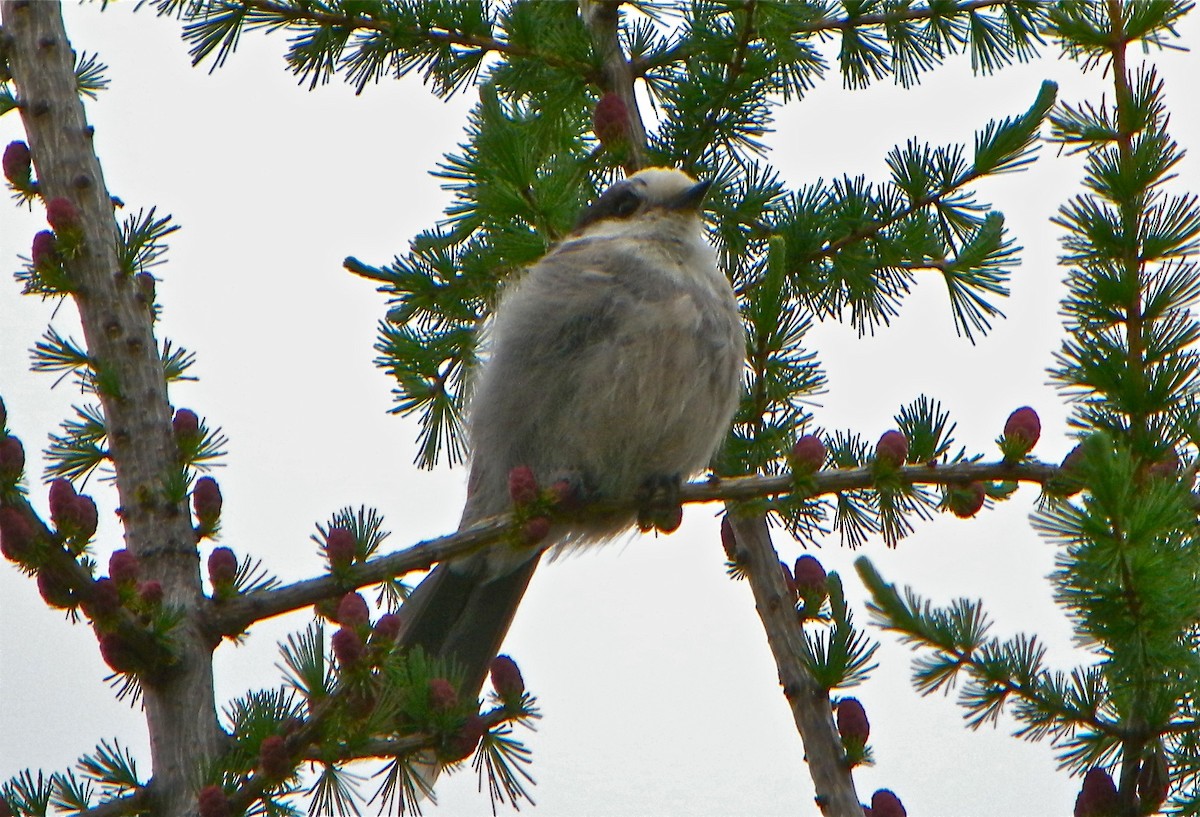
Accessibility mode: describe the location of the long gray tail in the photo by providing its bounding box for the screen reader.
[397,552,541,697]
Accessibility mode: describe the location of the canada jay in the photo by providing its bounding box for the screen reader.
[396,167,745,699]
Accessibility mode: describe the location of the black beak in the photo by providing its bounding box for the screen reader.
[667,179,711,212]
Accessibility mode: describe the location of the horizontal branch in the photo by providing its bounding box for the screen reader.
[856,555,1122,744]
[206,459,1060,638]
[221,694,523,815]
[226,0,594,76]
[204,513,513,637]
[633,0,1022,76]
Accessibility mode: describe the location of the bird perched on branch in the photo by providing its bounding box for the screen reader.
[396,166,744,699]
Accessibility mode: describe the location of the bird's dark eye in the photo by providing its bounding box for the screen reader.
[573,182,643,230]
[609,188,640,217]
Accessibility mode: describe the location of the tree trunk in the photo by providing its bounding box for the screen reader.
[1,3,222,813]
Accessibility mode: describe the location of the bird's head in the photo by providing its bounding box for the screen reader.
[573,167,711,233]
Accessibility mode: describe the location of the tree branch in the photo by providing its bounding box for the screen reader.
[1103,2,1151,805]
[208,0,592,76]
[0,491,174,669]
[208,459,1061,638]
[205,511,513,637]
[730,166,1007,304]
[680,0,760,169]
[219,682,527,815]
[579,0,648,172]
[72,789,151,817]
[320,705,519,762]
[633,0,1027,77]
[727,512,863,816]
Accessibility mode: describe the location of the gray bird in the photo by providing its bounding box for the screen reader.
[396,166,745,699]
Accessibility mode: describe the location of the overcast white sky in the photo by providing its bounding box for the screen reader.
[2,3,1199,815]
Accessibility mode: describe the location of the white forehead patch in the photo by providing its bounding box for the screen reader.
[627,167,700,204]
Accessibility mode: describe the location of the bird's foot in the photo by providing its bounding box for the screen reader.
[545,469,592,513]
[635,473,684,534]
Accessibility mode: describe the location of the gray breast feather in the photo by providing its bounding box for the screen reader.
[461,228,744,543]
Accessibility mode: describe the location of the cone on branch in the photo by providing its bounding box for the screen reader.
[258,734,291,782]
[207,546,238,597]
[1047,443,1087,498]
[31,230,59,271]
[945,481,986,518]
[37,565,78,609]
[507,465,539,507]
[2,140,31,185]
[332,626,366,668]
[428,677,459,711]
[0,506,38,564]
[793,554,828,615]
[171,408,200,452]
[336,591,370,629]
[83,577,121,621]
[790,434,827,475]
[490,654,525,703]
[49,479,99,542]
[592,92,632,151]
[870,790,906,817]
[874,430,909,469]
[520,515,551,545]
[371,612,402,646]
[1000,406,1041,460]
[324,526,356,571]
[1074,767,1118,817]
[197,785,231,817]
[76,496,98,543]
[836,697,870,764]
[547,477,582,510]
[46,197,81,232]
[193,476,223,535]
[97,630,141,674]
[440,712,486,762]
[108,549,140,587]
[138,580,163,607]
[0,435,25,485]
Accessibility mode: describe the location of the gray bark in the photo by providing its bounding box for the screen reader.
[727,512,864,816]
[1,2,223,813]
